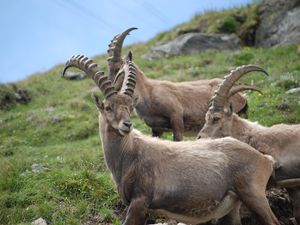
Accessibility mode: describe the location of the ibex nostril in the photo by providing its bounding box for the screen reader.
[197,133,207,139]
[123,121,132,128]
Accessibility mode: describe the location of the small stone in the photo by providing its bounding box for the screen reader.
[32,217,47,225]
[31,164,45,173]
[49,115,64,123]
[286,87,300,94]
[63,71,87,80]
[45,107,55,112]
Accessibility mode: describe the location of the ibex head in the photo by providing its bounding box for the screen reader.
[63,52,137,136]
[197,65,268,139]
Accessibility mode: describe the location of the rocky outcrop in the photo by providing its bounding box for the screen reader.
[0,84,31,110]
[143,0,300,59]
[143,33,240,59]
[255,0,300,47]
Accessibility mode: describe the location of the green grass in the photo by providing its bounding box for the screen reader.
[1,8,300,225]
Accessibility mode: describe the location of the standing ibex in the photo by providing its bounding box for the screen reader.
[63,54,280,225]
[197,65,300,224]
[106,28,253,141]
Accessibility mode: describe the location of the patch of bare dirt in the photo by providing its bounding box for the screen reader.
[241,188,293,225]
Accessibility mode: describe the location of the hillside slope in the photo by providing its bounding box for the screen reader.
[1,6,300,225]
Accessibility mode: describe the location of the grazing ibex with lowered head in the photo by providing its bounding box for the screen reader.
[63,54,280,225]
[197,66,300,224]
[106,28,254,141]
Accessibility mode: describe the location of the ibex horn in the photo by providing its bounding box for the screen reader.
[63,55,117,99]
[107,27,138,80]
[228,84,263,98]
[120,51,137,98]
[210,65,268,112]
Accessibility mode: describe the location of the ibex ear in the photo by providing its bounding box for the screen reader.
[226,102,233,116]
[113,71,125,91]
[91,93,104,112]
[126,51,133,62]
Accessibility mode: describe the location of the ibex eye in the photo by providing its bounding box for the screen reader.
[212,117,220,123]
[105,106,112,112]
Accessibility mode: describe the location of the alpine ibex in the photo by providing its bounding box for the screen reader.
[106,28,252,141]
[197,65,300,224]
[63,54,280,225]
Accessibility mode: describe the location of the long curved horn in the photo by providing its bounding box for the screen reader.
[120,51,137,98]
[228,84,262,98]
[107,27,138,80]
[276,178,300,188]
[210,65,268,111]
[63,55,117,99]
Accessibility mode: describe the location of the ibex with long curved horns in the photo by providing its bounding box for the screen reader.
[63,54,280,225]
[197,65,300,224]
[106,28,254,141]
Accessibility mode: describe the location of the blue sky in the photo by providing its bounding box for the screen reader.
[0,0,253,83]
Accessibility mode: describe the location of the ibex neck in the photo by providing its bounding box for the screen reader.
[231,114,265,148]
[134,69,152,101]
[99,116,134,185]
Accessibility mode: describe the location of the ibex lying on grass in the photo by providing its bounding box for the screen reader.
[63,54,280,225]
[197,65,300,224]
[106,28,252,141]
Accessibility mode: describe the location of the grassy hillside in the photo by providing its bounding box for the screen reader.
[1,6,300,225]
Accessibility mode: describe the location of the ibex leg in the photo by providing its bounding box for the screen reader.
[170,114,184,141]
[218,202,241,225]
[123,196,148,225]
[152,129,162,138]
[287,187,300,225]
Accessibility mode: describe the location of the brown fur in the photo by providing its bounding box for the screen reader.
[63,53,280,225]
[198,101,300,224]
[92,92,280,225]
[115,63,246,141]
[107,28,247,141]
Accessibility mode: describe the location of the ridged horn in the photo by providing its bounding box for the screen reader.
[62,55,117,99]
[210,65,268,111]
[107,27,138,81]
[228,84,262,98]
[276,178,300,188]
[120,51,137,98]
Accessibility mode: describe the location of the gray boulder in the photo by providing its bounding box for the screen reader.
[143,33,241,59]
[256,0,300,47]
